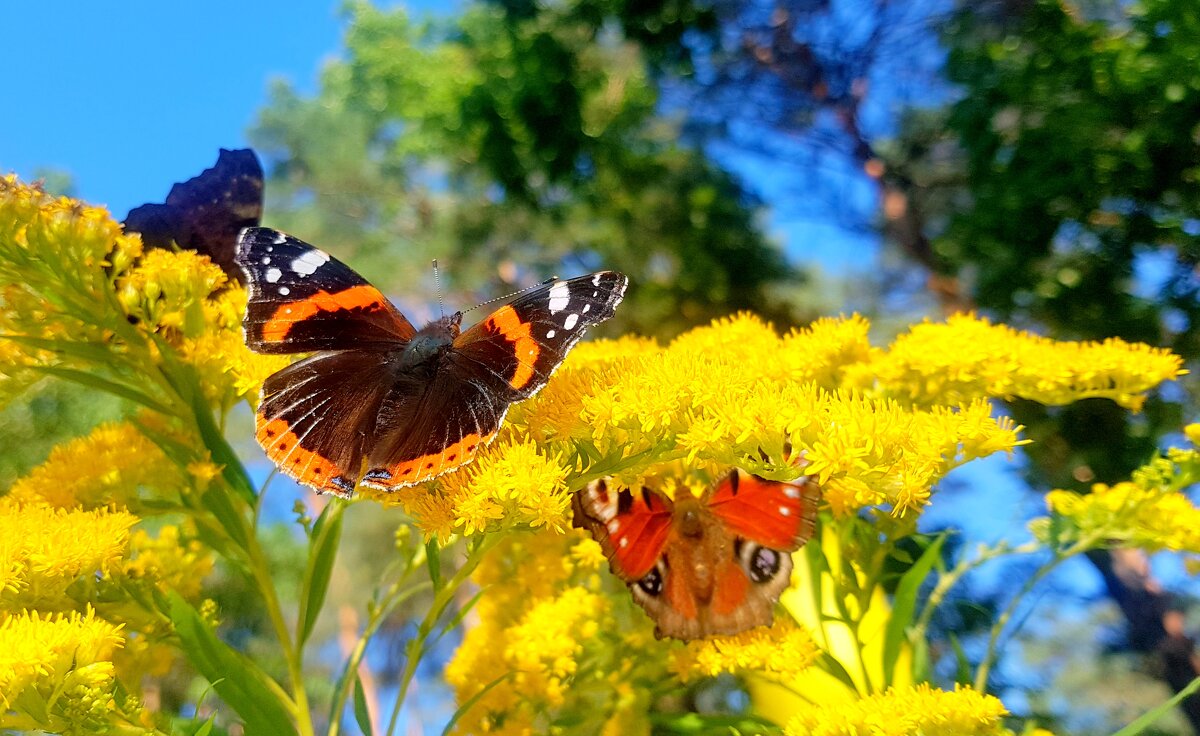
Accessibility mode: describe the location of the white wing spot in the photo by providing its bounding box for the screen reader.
[619,537,629,548]
[783,486,801,499]
[279,286,290,296]
[779,506,792,516]
[266,267,282,283]
[563,313,579,330]
[284,307,293,315]
[592,291,599,297]
[592,273,602,286]
[273,232,287,244]
[582,304,590,313]
[548,281,570,314]
[261,256,271,265]
[292,249,330,276]
[607,519,621,533]
[546,329,556,339]
[266,246,273,252]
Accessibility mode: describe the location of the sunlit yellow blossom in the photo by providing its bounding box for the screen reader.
[864,312,1184,410]
[503,586,605,706]
[1040,481,1200,552]
[121,524,214,600]
[668,618,819,682]
[0,607,124,706]
[784,683,1009,736]
[7,421,182,510]
[0,502,136,606]
[117,249,227,338]
[181,286,290,407]
[380,436,571,537]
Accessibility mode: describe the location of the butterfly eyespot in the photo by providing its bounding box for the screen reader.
[447,454,457,461]
[636,566,664,597]
[278,443,289,450]
[426,462,434,469]
[742,543,782,584]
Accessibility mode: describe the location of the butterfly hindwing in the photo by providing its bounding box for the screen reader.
[256,351,396,496]
[454,272,628,400]
[237,227,416,354]
[360,366,508,490]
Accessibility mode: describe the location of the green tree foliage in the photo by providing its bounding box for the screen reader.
[936,0,1200,490]
[251,2,804,339]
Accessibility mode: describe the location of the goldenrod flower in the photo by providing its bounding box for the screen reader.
[0,502,136,606]
[7,421,182,510]
[0,607,124,709]
[784,683,1009,736]
[668,618,819,681]
[863,313,1184,410]
[1041,481,1200,552]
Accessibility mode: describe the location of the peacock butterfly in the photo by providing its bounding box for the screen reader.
[572,468,820,641]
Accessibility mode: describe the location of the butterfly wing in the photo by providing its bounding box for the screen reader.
[124,148,263,281]
[359,271,628,490]
[572,480,674,581]
[256,350,397,495]
[452,271,628,400]
[706,470,820,552]
[237,227,417,354]
[360,364,509,490]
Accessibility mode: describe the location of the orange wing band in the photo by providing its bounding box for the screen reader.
[261,285,386,343]
[256,415,354,495]
[483,305,540,390]
[364,430,497,489]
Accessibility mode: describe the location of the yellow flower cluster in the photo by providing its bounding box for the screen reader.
[1035,426,1200,554]
[668,618,819,682]
[406,313,1036,530]
[784,683,1009,736]
[0,608,126,726]
[0,502,136,608]
[6,421,181,510]
[859,313,1184,410]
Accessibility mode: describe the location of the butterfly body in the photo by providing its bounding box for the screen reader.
[574,470,819,641]
[237,227,628,496]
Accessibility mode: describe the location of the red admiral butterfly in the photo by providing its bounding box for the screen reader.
[573,470,819,640]
[124,148,264,282]
[236,227,629,496]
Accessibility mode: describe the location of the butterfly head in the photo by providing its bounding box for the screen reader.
[397,312,463,371]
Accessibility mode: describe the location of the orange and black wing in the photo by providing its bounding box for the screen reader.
[452,271,628,400]
[359,271,628,490]
[255,351,397,495]
[237,227,416,354]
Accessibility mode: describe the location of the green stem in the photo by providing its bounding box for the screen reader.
[973,535,1099,691]
[328,572,432,736]
[385,534,504,736]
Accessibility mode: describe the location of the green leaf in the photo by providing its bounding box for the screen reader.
[33,365,176,416]
[1111,674,1200,736]
[949,632,972,685]
[882,533,945,686]
[298,500,346,646]
[354,674,374,736]
[816,650,858,692]
[167,592,299,735]
[441,672,512,736]
[426,538,443,591]
[191,717,217,736]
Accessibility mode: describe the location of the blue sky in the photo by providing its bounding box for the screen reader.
[1,1,345,217]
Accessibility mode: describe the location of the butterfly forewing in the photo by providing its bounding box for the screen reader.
[706,471,819,551]
[573,481,673,581]
[453,272,628,400]
[237,228,416,354]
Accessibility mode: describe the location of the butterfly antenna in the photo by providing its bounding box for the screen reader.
[432,259,444,319]
[461,275,558,316]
